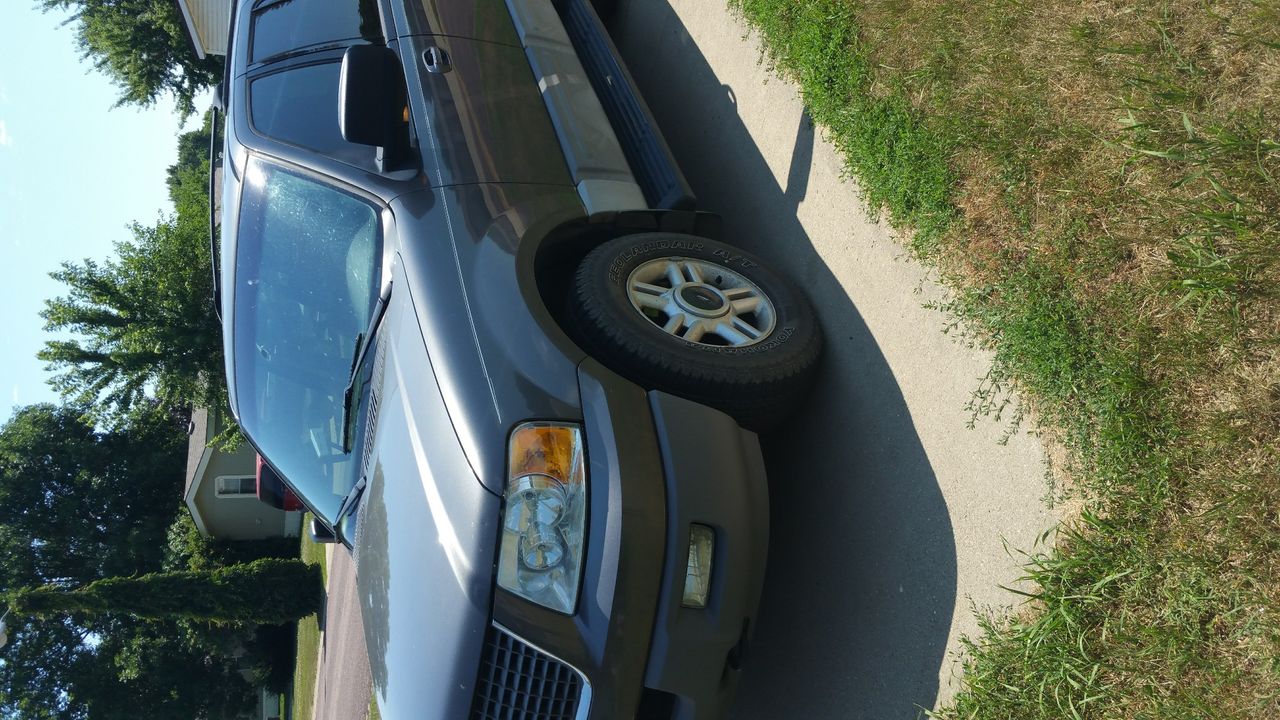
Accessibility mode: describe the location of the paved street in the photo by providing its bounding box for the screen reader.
[313,546,372,720]
[311,3,1056,718]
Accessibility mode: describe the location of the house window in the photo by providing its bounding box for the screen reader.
[215,475,257,498]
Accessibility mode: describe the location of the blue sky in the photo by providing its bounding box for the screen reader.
[0,5,205,423]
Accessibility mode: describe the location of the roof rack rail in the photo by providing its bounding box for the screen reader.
[208,102,223,321]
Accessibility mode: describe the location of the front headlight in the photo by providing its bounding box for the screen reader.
[497,422,587,614]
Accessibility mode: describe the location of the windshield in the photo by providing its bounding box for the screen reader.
[232,157,382,522]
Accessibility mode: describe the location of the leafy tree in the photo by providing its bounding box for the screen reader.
[0,614,113,719]
[0,614,256,720]
[0,403,185,586]
[11,558,323,625]
[167,110,220,201]
[164,511,297,574]
[94,626,256,719]
[40,0,223,118]
[0,403,260,719]
[39,144,223,423]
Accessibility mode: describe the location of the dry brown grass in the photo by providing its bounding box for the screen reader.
[860,0,1280,437]
[734,0,1279,715]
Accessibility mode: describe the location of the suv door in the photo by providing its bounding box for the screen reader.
[383,0,570,188]
[238,0,569,191]
[245,0,386,65]
[388,0,520,45]
[394,32,570,188]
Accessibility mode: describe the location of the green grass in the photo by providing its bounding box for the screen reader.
[299,516,329,586]
[731,0,955,252]
[731,0,1280,717]
[291,515,329,720]
[290,616,321,720]
[367,694,381,720]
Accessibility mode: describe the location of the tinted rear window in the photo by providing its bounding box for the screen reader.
[251,0,382,63]
[250,63,377,171]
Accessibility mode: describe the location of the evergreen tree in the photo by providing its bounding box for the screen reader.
[11,558,323,625]
[39,139,223,423]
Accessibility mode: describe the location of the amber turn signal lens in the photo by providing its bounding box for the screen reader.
[508,424,583,486]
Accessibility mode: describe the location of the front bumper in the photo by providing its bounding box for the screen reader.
[491,359,769,719]
[642,387,770,719]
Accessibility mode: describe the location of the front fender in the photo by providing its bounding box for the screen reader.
[390,183,589,492]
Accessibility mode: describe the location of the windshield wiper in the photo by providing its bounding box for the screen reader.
[340,282,393,453]
[334,475,367,525]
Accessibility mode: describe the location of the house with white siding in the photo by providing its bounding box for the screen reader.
[174,0,233,58]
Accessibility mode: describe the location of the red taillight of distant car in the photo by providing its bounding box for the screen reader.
[256,454,303,511]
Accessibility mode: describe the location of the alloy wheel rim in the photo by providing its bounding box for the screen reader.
[624,257,777,347]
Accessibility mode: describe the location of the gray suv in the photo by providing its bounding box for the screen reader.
[214,0,822,717]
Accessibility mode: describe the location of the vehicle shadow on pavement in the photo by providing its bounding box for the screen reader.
[613,5,959,719]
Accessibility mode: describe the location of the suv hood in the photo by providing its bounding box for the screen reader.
[353,279,500,718]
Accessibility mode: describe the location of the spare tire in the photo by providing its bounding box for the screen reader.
[571,233,822,430]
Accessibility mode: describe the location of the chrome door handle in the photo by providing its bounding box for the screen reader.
[423,46,452,74]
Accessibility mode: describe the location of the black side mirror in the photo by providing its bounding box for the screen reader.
[309,517,339,545]
[339,44,409,172]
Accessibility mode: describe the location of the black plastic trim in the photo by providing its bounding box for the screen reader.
[642,391,770,720]
[555,0,695,211]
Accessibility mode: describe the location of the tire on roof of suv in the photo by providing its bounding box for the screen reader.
[570,233,822,431]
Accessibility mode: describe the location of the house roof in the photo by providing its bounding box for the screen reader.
[173,0,232,58]
[185,406,211,497]
[184,408,214,535]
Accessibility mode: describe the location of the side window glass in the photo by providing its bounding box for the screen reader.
[250,63,377,172]
[251,0,383,63]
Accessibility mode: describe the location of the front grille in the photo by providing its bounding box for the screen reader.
[470,625,585,720]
